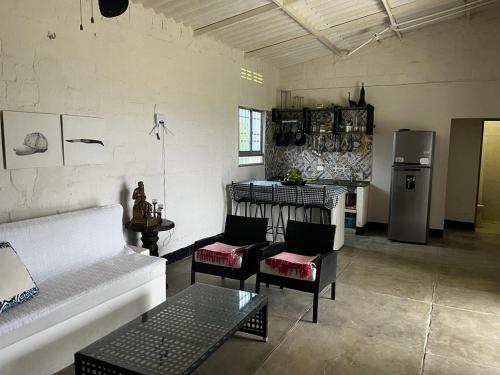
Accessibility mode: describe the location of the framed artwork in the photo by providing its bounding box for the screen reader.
[2,111,63,169]
[62,115,106,166]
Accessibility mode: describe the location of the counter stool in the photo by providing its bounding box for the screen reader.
[275,185,300,241]
[231,182,253,217]
[252,185,276,241]
[301,186,328,224]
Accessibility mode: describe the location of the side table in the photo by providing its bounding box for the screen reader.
[125,219,175,257]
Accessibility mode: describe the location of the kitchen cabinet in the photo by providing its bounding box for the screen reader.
[308,180,369,233]
[334,105,375,135]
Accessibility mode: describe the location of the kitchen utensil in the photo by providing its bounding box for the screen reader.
[282,120,296,145]
[347,134,354,152]
[295,121,306,146]
[341,134,349,152]
[325,134,335,152]
[275,122,286,146]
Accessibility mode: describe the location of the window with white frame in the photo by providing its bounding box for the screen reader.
[238,107,264,166]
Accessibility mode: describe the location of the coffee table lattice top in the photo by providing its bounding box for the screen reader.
[76,283,267,375]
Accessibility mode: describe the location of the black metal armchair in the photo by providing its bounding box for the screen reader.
[256,220,337,323]
[191,215,269,290]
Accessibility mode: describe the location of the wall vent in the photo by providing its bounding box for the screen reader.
[240,68,263,84]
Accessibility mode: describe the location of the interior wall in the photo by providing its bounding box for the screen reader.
[445,119,483,224]
[481,121,500,221]
[0,1,279,255]
[279,10,500,229]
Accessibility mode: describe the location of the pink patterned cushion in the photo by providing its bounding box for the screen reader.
[263,252,319,280]
[195,242,245,268]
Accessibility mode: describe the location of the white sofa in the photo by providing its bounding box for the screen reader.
[0,205,167,375]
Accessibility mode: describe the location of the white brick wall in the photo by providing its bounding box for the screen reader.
[0,1,279,255]
[279,10,500,229]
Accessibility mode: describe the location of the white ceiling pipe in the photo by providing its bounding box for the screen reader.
[347,27,390,56]
[393,0,497,27]
[348,0,498,56]
[380,0,402,39]
[393,0,499,31]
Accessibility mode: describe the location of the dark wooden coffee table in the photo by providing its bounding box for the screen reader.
[75,283,268,375]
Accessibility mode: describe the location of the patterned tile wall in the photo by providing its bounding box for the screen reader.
[264,112,373,181]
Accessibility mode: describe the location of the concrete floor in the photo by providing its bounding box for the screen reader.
[476,220,500,235]
[164,229,500,375]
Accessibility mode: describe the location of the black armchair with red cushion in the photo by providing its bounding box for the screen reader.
[191,215,269,290]
[256,220,337,323]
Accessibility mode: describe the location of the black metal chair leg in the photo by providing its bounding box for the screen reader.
[313,292,319,323]
[266,283,269,288]
[221,276,225,280]
[240,279,245,290]
[331,283,336,300]
[191,270,195,285]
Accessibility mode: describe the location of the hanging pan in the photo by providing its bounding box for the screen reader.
[275,122,286,147]
[294,121,306,146]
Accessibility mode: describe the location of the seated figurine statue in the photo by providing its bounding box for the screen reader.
[131,181,159,227]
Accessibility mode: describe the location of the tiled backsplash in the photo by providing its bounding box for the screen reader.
[264,112,373,180]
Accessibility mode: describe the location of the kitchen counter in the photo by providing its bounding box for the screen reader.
[267,178,370,188]
[307,179,370,188]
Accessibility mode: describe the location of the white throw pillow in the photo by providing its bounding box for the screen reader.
[0,242,39,314]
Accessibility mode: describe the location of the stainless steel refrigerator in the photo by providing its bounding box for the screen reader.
[388,130,435,244]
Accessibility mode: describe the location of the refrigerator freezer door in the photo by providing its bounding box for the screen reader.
[388,166,432,244]
[393,131,435,165]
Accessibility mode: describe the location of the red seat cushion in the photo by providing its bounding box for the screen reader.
[195,242,245,268]
[262,252,318,281]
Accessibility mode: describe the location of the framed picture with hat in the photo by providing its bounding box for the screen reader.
[2,111,63,169]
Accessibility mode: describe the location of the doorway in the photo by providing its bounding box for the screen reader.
[445,119,500,233]
[476,121,500,234]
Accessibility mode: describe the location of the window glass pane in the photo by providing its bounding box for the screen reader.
[251,111,262,152]
[239,155,264,166]
[239,108,251,152]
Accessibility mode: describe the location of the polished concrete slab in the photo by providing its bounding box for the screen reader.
[57,228,500,374]
[184,229,500,374]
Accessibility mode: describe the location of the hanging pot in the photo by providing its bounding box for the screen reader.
[284,120,296,146]
[275,122,286,146]
[295,121,306,146]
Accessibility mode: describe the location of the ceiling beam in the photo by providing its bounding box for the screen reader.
[193,3,278,36]
[380,0,402,39]
[270,0,342,55]
[246,34,314,57]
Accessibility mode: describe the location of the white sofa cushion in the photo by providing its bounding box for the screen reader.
[0,243,38,314]
[0,251,165,350]
[0,205,126,284]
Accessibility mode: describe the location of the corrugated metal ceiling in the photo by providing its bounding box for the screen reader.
[133,0,500,67]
